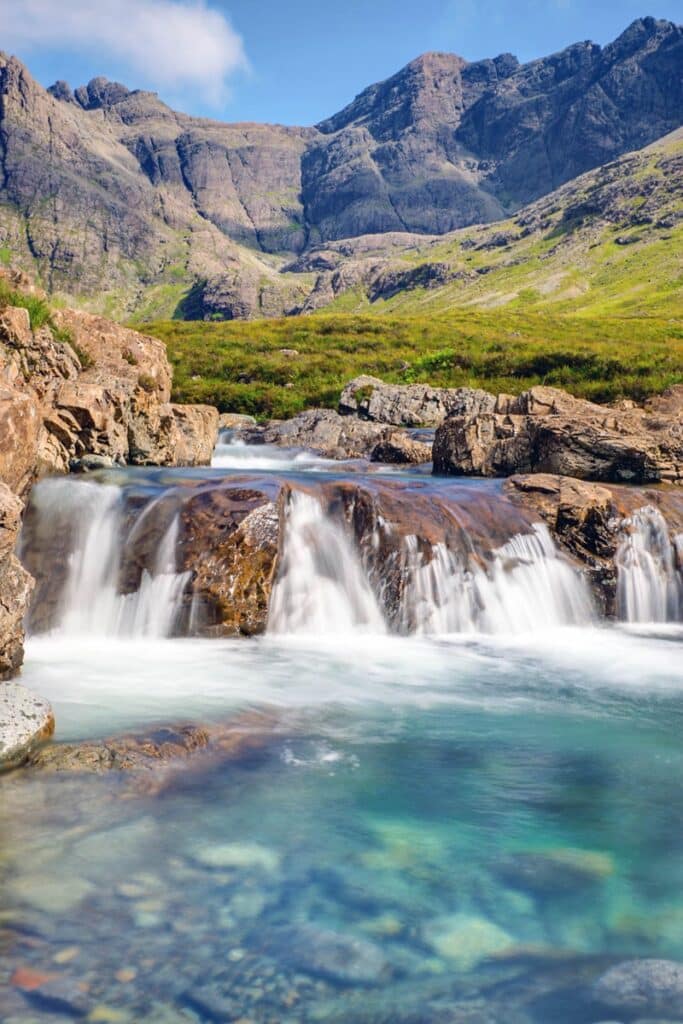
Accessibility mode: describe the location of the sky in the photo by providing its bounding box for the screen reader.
[2,0,681,125]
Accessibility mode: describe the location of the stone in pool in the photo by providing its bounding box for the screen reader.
[494,847,614,896]
[593,959,683,1017]
[0,683,54,770]
[192,841,280,873]
[267,922,391,985]
[423,913,514,969]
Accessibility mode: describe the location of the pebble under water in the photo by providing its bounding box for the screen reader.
[2,438,683,1023]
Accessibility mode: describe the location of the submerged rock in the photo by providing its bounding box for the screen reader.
[593,959,683,1017]
[266,922,391,985]
[494,848,614,897]
[0,683,54,769]
[192,841,281,873]
[423,913,514,969]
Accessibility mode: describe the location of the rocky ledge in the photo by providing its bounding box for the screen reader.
[0,268,219,702]
[434,383,683,484]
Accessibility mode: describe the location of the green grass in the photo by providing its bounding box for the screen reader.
[0,278,53,330]
[146,310,683,419]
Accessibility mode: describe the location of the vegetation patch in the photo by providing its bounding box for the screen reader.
[146,310,683,419]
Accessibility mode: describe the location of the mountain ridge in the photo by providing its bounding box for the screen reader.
[0,15,681,319]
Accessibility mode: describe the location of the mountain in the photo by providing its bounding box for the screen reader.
[0,16,681,319]
[295,127,683,318]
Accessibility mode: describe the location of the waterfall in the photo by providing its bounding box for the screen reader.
[267,491,387,634]
[31,480,190,638]
[268,491,593,637]
[399,524,594,634]
[616,506,683,623]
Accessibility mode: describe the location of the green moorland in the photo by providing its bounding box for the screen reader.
[147,310,683,420]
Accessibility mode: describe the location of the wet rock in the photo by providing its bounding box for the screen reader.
[370,431,432,465]
[69,453,117,472]
[8,872,94,913]
[593,960,683,1017]
[0,683,54,769]
[192,842,280,873]
[423,913,514,969]
[434,385,683,484]
[494,849,613,897]
[263,408,388,459]
[25,711,276,782]
[183,985,239,1021]
[340,376,496,427]
[18,974,90,1016]
[0,484,34,678]
[505,474,683,615]
[266,923,391,985]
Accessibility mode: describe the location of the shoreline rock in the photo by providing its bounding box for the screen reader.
[434,384,683,485]
[0,683,55,770]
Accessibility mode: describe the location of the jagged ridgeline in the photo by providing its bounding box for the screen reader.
[0,16,681,319]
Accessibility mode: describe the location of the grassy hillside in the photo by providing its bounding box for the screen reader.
[312,129,683,319]
[148,310,683,419]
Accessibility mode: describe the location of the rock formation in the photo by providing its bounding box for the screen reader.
[504,473,683,614]
[261,409,432,463]
[433,385,683,484]
[0,269,219,689]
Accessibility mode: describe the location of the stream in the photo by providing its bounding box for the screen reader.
[1,434,682,1022]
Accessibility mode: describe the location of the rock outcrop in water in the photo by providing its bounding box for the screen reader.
[0,270,220,684]
[505,473,683,615]
[261,409,432,464]
[434,385,683,484]
[0,483,33,679]
[339,376,496,427]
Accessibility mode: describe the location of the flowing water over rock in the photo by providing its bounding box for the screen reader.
[616,505,683,623]
[5,436,683,1022]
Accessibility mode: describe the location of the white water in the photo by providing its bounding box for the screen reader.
[400,524,594,634]
[616,506,683,623]
[212,437,346,472]
[268,492,593,636]
[33,479,190,638]
[267,491,387,634]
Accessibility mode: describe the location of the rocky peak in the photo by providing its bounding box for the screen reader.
[74,76,132,110]
[46,79,75,103]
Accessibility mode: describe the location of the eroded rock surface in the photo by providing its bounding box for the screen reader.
[434,385,683,485]
[0,483,33,678]
[0,683,55,769]
[340,376,496,427]
[263,408,431,463]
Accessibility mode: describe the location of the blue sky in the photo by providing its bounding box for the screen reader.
[4,1,681,125]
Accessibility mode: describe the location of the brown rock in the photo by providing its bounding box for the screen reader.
[505,472,683,613]
[0,483,34,677]
[434,385,683,485]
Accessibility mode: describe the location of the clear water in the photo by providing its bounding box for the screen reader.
[3,441,683,1023]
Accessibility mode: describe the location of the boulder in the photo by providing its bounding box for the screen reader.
[340,375,496,427]
[263,408,389,458]
[0,683,55,769]
[166,403,219,467]
[434,385,683,484]
[0,483,34,678]
[264,407,432,462]
[218,412,257,430]
[370,431,432,465]
[593,960,683,1017]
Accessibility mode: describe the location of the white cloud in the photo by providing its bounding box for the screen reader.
[2,0,249,105]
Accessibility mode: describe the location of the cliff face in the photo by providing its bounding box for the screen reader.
[0,17,681,317]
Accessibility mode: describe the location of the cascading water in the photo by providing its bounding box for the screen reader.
[399,523,593,634]
[30,479,190,638]
[268,491,593,637]
[616,506,683,623]
[267,491,387,634]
